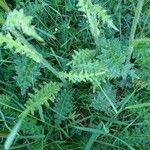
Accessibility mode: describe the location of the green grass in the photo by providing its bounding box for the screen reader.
[0,0,150,150]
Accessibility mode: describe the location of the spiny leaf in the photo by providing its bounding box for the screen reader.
[63,49,106,89]
[0,32,64,82]
[0,33,44,63]
[98,39,137,80]
[91,84,118,114]
[61,70,105,83]
[23,81,62,115]
[14,56,41,95]
[21,118,42,135]
[54,88,74,125]
[3,9,43,42]
[0,94,11,109]
[77,0,118,39]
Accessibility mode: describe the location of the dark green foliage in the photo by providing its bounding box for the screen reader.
[133,39,150,89]
[14,56,41,95]
[0,0,149,150]
[54,87,74,126]
[0,94,10,106]
[21,118,42,135]
[98,39,137,80]
[91,84,118,114]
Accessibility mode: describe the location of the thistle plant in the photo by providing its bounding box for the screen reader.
[0,1,149,150]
